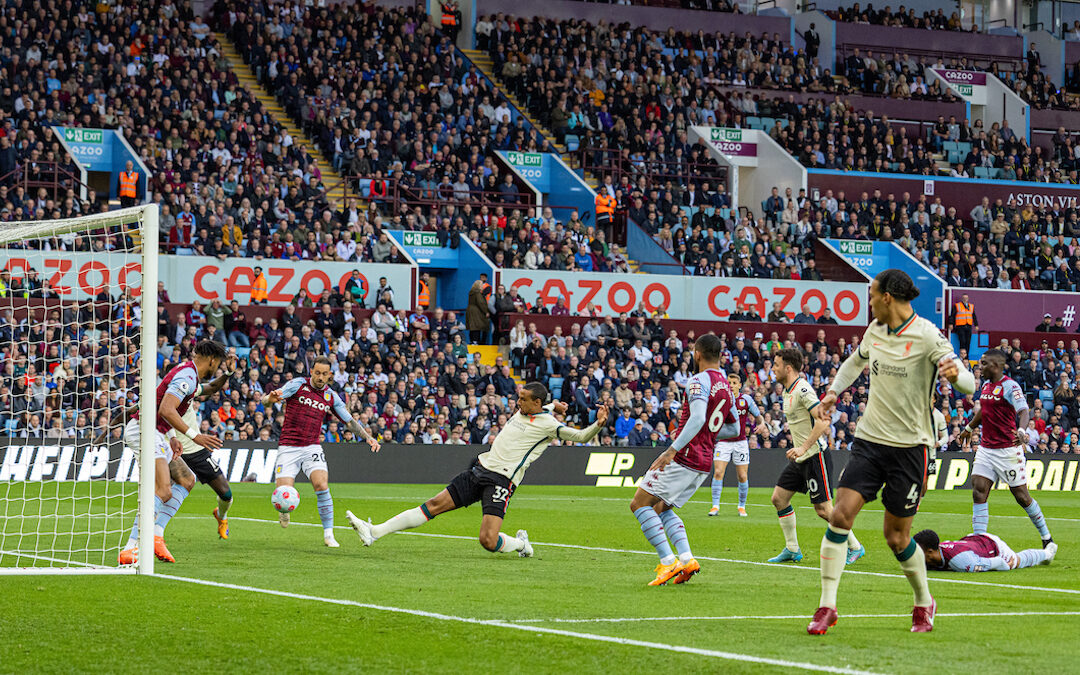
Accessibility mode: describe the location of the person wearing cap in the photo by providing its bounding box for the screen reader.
[949,293,978,354]
[1049,316,1067,333]
[1034,313,1054,332]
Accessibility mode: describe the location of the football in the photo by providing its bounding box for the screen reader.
[271,486,300,513]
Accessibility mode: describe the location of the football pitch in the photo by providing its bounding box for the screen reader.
[3,483,1078,673]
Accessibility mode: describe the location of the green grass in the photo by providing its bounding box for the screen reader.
[2,483,1079,673]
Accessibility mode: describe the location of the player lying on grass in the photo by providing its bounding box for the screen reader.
[262,357,381,548]
[809,269,976,635]
[955,349,1054,549]
[117,340,228,563]
[347,383,605,556]
[708,372,766,517]
[767,348,864,566]
[631,333,735,586]
[102,350,237,557]
[913,529,1057,572]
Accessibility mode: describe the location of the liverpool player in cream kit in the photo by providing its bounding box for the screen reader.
[956,349,1053,547]
[262,357,381,547]
[631,333,736,586]
[347,383,606,556]
[809,269,976,635]
[767,348,863,566]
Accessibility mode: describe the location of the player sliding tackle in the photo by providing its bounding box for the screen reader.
[766,349,864,566]
[261,357,380,548]
[347,383,606,556]
[913,529,1057,573]
[808,269,976,635]
[955,349,1054,549]
[631,333,735,586]
[117,340,228,564]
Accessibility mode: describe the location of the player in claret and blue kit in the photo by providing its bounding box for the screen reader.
[261,357,380,548]
[913,529,1057,572]
[708,372,766,517]
[956,349,1054,549]
[631,333,736,586]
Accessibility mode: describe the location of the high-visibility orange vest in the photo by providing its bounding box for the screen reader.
[119,171,138,198]
[595,193,615,216]
[441,4,456,26]
[418,280,430,308]
[251,273,268,302]
[954,302,973,326]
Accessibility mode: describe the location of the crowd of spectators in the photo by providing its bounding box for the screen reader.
[3,261,1080,454]
[0,0,411,270]
[218,1,557,247]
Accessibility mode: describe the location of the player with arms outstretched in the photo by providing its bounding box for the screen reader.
[631,333,735,586]
[913,529,1056,572]
[118,340,228,564]
[956,349,1053,548]
[261,357,381,547]
[347,383,606,556]
[809,269,976,635]
[767,349,863,565]
[709,372,766,517]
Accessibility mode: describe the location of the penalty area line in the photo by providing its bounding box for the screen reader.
[179,515,1080,596]
[152,572,880,675]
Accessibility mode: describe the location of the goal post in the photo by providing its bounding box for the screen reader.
[0,204,158,575]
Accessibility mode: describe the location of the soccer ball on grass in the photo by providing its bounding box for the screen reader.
[271,485,300,513]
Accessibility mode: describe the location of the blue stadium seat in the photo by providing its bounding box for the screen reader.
[565,134,580,152]
[974,167,990,179]
[549,377,564,400]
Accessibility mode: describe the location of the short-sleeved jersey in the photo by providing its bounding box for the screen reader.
[478,406,601,484]
[278,378,353,447]
[720,392,761,442]
[854,314,956,448]
[932,408,948,452]
[939,534,999,570]
[978,377,1027,449]
[132,361,200,434]
[782,377,826,454]
[672,369,735,472]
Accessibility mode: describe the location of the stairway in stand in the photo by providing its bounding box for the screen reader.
[469,344,524,386]
[215,33,352,201]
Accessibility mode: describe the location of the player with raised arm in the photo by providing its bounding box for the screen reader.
[955,349,1053,548]
[913,529,1057,572]
[118,340,228,564]
[347,383,605,556]
[709,372,766,517]
[766,349,863,566]
[631,333,735,586]
[808,269,976,635]
[261,357,381,548]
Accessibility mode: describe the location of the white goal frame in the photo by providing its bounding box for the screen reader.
[0,204,158,575]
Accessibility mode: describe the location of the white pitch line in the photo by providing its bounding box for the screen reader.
[153,573,881,675]
[512,611,1080,624]
[183,515,1080,597]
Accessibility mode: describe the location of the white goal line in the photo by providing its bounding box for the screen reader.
[511,611,1080,624]
[153,573,882,675]
[186,515,1080,597]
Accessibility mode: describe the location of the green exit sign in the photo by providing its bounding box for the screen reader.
[839,240,872,255]
[63,128,104,143]
[507,152,542,166]
[403,231,439,247]
[709,128,743,142]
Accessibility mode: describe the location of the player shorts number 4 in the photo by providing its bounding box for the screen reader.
[840,438,928,518]
[640,462,710,508]
[276,444,328,480]
[972,445,1028,488]
[714,439,750,466]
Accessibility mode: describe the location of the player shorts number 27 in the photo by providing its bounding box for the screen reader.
[714,439,750,466]
[275,444,329,480]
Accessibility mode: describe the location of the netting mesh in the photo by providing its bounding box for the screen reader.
[0,206,150,569]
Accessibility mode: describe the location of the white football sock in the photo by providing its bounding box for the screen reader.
[371,506,430,540]
[494,533,524,553]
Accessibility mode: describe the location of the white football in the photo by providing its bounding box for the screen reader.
[271,485,300,513]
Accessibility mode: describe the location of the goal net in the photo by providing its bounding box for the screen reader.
[0,204,158,575]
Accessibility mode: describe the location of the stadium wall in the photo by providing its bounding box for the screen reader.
[5,441,1080,492]
[950,288,1080,334]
